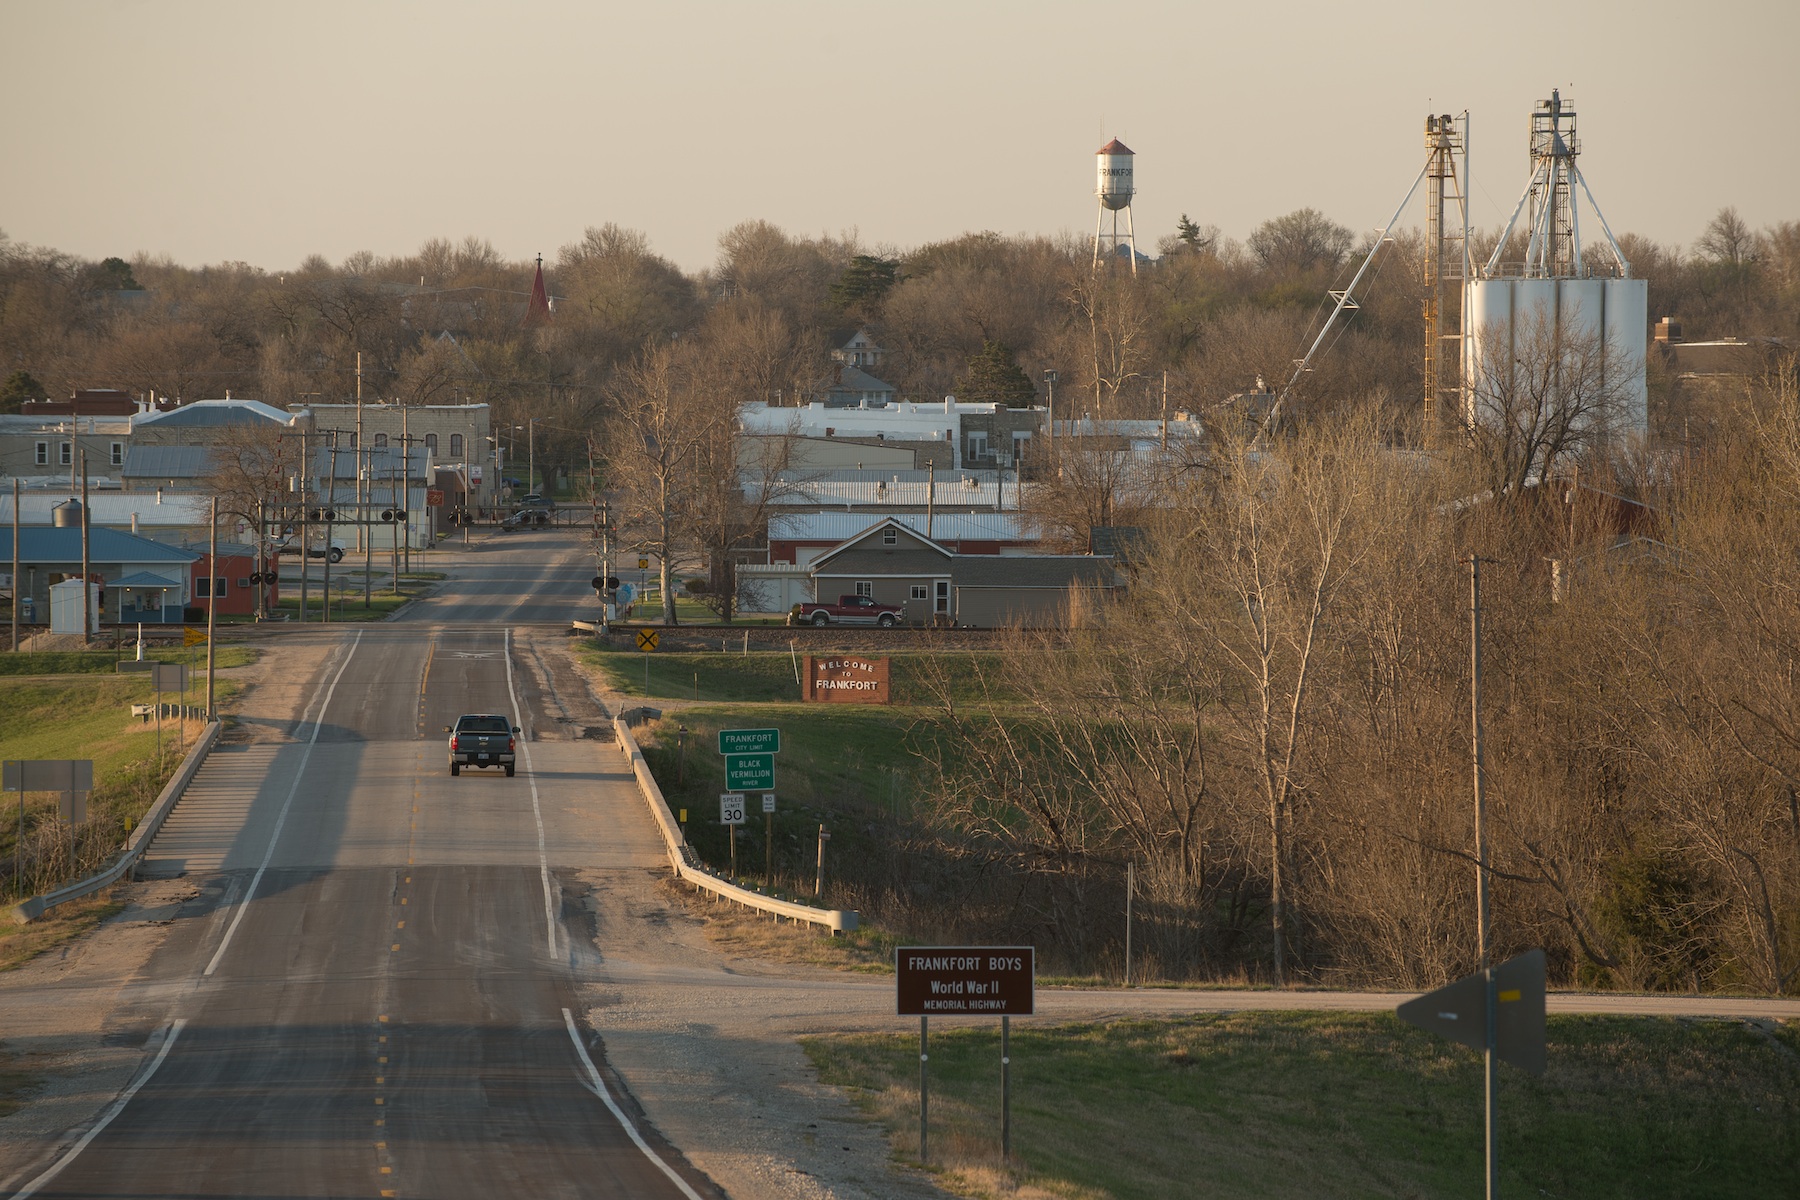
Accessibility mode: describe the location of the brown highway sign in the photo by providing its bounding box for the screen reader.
[897,946,1035,1016]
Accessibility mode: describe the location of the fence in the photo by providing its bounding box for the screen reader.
[612,714,858,934]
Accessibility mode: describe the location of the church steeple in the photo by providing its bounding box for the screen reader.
[523,253,553,328]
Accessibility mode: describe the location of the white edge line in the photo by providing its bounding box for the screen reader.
[9,1018,188,1200]
[504,627,558,959]
[562,1007,705,1200]
[203,630,364,977]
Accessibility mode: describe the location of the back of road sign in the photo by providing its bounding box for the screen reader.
[1397,948,1546,1074]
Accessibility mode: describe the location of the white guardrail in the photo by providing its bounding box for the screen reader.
[8,720,222,924]
[612,715,858,934]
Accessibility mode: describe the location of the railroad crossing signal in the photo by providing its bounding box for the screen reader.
[635,629,660,652]
[638,557,649,570]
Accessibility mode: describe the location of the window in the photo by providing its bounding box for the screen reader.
[882,527,897,546]
[111,442,124,466]
[450,433,463,457]
[196,576,227,598]
[967,431,989,460]
[34,442,47,466]
[349,433,358,450]
[374,433,388,448]
[236,577,250,589]
[911,585,928,601]
[59,442,72,466]
[424,433,439,455]
[856,581,873,598]
[935,580,950,614]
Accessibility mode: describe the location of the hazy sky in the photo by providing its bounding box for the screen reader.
[5,0,1797,276]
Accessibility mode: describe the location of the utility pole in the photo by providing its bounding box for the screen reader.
[11,478,20,651]
[206,496,217,717]
[297,433,310,623]
[322,431,336,624]
[362,445,373,609]
[79,450,91,643]
[401,404,412,575]
[355,351,366,561]
[1467,554,1497,1200]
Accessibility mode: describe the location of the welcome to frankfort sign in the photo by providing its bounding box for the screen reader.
[802,655,890,704]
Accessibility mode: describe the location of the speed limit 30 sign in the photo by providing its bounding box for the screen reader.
[719,793,746,825]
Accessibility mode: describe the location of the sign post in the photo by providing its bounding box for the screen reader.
[762,793,776,883]
[720,792,745,875]
[1397,947,1546,1196]
[636,628,658,691]
[5,760,95,886]
[897,946,1035,1164]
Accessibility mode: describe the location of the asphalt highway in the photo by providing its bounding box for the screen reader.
[10,534,713,1199]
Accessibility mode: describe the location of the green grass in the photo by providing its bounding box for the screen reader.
[639,704,925,893]
[804,1012,1800,1200]
[270,589,413,621]
[0,671,239,907]
[0,647,255,677]
[581,646,1012,706]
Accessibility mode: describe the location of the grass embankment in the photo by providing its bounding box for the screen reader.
[0,655,250,926]
[0,647,255,677]
[580,643,1010,707]
[806,1012,1800,1200]
[271,590,412,621]
[580,643,1014,966]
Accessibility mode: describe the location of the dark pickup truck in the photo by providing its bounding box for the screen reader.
[795,594,903,627]
[445,713,520,776]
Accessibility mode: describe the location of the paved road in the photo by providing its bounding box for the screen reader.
[8,540,713,1197]
[397,526,602,626]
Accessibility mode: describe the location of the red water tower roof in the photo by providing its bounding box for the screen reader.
[1096,138,1134,156]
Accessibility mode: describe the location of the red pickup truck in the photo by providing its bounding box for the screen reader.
[796,594,903,627]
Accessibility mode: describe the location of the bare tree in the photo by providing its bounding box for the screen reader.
[600,341,721,624]
[1463,309,1635,495]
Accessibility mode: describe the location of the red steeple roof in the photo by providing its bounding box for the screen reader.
[522,254,553,328]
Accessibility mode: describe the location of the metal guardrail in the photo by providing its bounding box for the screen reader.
[8,720,222,924]
[612,715,858,934]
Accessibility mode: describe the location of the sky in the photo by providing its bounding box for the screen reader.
[4,0,1797,276]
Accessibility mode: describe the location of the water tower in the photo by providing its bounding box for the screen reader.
[1092,138,1138,273]
[1463,90,1648,438]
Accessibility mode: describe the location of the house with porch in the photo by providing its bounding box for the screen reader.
[0,526,198,625]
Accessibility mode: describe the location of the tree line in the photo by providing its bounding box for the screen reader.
[892,361,1800,994]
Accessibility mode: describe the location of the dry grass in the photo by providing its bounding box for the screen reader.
[805,1012,1800,1200]
[0,888,125,973]
[660,876,898,973]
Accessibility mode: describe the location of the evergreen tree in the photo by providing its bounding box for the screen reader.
[91,256,142,290]
[0,370,46,414]
[829,255,899,311]
[958,340,1036,408]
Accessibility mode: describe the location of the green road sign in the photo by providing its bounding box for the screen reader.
[718,728,780,755]
[724,752,775,791]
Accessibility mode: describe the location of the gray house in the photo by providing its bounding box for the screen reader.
[807,517,1117,628]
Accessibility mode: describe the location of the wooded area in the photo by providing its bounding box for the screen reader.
[4,206,1798,992]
